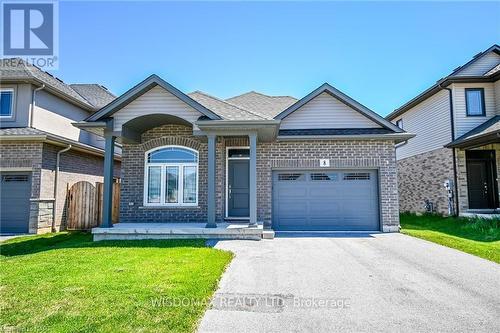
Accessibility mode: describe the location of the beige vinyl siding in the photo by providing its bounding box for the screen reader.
[453,52,500,76]
[33,90,104,148]
[495,80,500,115]
[451,83,496,138]
[0,83,32,128]
[113,85,202,131]
[280,92,381,130]
[393,90,451,160]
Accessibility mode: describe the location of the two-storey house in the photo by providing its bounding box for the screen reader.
[0,58,120,234]
[387,44,500,216]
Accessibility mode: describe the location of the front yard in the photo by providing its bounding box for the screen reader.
[0,233,233,333]
[400,214,500,263]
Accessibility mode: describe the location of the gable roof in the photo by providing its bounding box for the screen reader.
[446,115,500,148]
[276,83,403,133]
[70,84,115,109]
[0,58,115,111]
[86,75,221,122]
[387,44,500,120]
[226,91,297,119]
[188,91,266,120]
[448,44,500,77]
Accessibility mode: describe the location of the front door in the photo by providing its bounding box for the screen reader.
[228,159,250,217]
[466,150,498,209]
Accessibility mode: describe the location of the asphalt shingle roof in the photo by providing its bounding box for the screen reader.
[0,127,46,136]
[188,91,266,120]
[70,84,115,109]
[226,91,297,119]
[447,115,500,147]
[0,58,115,111]
[279,128,394,136]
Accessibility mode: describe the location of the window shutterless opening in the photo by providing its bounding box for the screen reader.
[343,172,370,180]
[144,146,198,206]
[465,88,486,117]
[0,89,14,118]
[2,175,29,182]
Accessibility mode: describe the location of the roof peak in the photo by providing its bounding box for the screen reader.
[228,90,296,100]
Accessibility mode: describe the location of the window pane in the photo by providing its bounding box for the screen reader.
[466,90,484,116]
[0,91,13,116]
[148,147,198,163]
[228,149,249,158]
[165,166,179,203]
[183,166,197,203]
[147,166,161,203]
[343,172,370,180]
[311,173,338,181]
[278,173,304,181]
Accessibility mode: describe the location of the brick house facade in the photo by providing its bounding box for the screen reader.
[119,123,400,231]
[0,140,120,233]
[78,76,412,235]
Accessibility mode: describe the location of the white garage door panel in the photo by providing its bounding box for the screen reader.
[272,170,380,231]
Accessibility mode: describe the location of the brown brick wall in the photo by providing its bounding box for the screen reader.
[0,140,121,233]
[120,124,209,223]
[456,144,500,212]
[256,140,399,230]
[40,143,121,232]
[397,147,456,215]
[120,125,400,231]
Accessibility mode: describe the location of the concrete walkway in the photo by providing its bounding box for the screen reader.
[0,234,30,242]
[198,233,500,333]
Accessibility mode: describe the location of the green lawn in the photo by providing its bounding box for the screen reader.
[400,213,500,263]
[0,232,233,333]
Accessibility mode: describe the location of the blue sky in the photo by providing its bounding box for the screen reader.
[57,1,499,116]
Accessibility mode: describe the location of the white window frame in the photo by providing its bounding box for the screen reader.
[396,118,403,129]
[0,88,15,118]
[143,145,199,207]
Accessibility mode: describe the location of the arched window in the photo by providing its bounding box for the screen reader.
[144,146,198,206]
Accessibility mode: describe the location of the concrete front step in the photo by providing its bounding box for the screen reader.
[92,222,266,241]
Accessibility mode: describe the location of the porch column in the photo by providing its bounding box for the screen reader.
[206,134,217,228]
[101,123,115,228]
[249,133,258,227]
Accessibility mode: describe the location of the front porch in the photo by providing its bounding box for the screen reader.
[92,222,271,241]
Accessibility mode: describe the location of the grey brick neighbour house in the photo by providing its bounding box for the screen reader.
[387,44,500,216]
[0,59,120,234]
[75,74,413,236]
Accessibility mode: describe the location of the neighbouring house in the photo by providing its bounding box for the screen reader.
[74,74,413,236]
[386,44,500,216]
[0,58,120,234]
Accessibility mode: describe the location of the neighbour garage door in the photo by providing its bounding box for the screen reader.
[272,170,379,231]
[0,172,32,233]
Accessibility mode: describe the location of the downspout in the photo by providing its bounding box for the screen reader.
[440,83,459,216]
[30,84,45,127]
[52,145,72,232]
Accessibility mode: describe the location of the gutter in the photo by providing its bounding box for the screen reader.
[52,145,71,232]
[0,134,121,160]
[30,84,45,127]
[440,83,459,216]
[386,71,500,121]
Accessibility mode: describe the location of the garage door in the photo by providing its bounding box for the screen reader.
[272,170,379,231]
[0,172,32,233]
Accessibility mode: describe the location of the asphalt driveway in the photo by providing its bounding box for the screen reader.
[198,233,500,333]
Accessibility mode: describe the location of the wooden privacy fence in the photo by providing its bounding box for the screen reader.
[66,181,120,230]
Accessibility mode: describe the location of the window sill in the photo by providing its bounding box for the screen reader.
[139,205,200,210]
